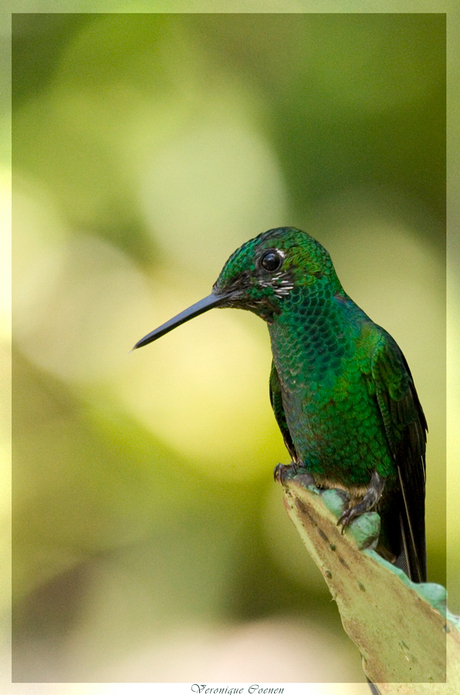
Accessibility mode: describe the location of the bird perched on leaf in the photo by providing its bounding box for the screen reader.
[134,227,427,583]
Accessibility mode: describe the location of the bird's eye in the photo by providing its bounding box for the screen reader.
[260,249,283,272]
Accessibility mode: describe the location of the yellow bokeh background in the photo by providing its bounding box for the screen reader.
[3,9,455,692]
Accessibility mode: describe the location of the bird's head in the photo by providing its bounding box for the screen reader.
[213,226,341,319]
[133,227,342,349]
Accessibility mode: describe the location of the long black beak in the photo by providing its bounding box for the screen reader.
[133,292,230,350]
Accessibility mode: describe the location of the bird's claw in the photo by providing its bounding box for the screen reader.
[337,470,385,532]
[274,462,316,489]
[338,505,359,532]
[274,462,297,484]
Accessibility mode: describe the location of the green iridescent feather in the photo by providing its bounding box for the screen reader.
[214,227,426,582]
[135,226,427,584]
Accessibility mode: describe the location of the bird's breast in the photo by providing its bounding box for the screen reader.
[269,325,394,485]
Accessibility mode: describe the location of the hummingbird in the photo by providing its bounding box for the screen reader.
[133,227,427,583]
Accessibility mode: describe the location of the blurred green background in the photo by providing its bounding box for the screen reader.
[9,12,448,686]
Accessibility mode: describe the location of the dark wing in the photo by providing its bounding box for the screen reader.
[371,331,427,582]
[269,361,297,463]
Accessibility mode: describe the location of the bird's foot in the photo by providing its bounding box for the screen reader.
[337,470,385,532]
[338,498,373,531]
[274,462,296,484]
[274,462,315,488]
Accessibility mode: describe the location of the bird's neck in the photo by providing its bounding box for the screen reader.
[267,287,367,384]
